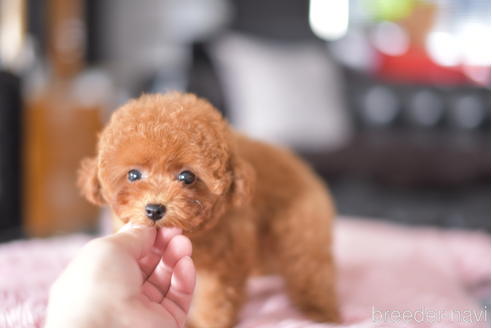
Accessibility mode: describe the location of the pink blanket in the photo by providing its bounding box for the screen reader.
[0,218,489,328]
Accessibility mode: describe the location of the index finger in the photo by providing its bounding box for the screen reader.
[105,224,157,259]
[138,227,183,278]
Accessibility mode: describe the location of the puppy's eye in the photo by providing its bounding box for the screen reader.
[128,169,142,182]
[177,170,196,185]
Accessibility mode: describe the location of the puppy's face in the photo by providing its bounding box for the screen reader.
[78,93,254,232]
[99,135,228,231]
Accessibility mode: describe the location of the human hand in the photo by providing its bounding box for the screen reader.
[45,225,195,328]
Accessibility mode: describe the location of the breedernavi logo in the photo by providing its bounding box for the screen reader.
[372,306,488,324]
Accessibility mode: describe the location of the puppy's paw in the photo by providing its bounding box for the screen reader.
[303,307,342,324]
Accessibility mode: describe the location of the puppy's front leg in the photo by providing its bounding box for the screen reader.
[187,267,247,328]
[186,217,255,328]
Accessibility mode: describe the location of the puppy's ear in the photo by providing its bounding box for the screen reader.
[230,157,255,207]
[77,157,105,205]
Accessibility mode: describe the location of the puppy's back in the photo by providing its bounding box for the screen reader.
[234,134,333,221]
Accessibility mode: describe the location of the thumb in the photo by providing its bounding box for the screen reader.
[104,224,157,259]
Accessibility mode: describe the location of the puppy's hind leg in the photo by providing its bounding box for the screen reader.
[270,196,340,323]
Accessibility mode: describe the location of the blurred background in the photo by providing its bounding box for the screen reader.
[0,0,490,240]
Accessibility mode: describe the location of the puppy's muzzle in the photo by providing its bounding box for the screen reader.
[145,203,166,221]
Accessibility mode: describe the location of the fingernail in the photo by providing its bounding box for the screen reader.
[119,223,147,232]
[159,227,183,234]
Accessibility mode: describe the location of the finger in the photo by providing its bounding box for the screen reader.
[162,235,192,270]
[138,245,163,281]
[105,224,157,259]
[138,228,183,279]
[164,256,196,312]
[161,256,196,327]
[162,298,187,328]
[156,227,183,249]
[142,279,165,302]
[144,235,192,298]
[161,257,195,328]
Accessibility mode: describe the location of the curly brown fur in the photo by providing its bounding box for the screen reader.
[79,92,340,327]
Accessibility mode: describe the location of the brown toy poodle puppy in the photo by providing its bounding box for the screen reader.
[78,92,339,328]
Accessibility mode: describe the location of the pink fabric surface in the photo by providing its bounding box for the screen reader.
[0,218,489,328]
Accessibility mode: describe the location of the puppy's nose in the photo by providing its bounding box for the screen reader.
[145,203,166,221]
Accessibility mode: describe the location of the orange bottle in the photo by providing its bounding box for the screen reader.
[24,0,104,236]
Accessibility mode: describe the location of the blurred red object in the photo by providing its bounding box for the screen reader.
[377,46,490,86]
